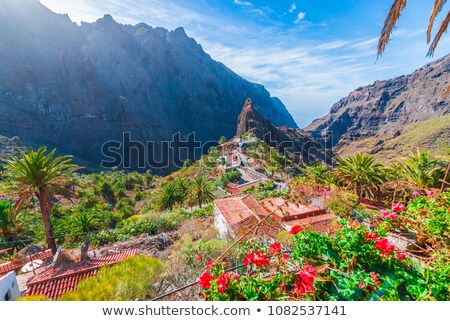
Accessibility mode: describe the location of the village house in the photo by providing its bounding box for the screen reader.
[225,179,266,195]
[0,249,53,278]
[25,249,137,300]
[217,151,240,171]
[214,195,336,239]
[214,195,283,239]
[0,272,20,301]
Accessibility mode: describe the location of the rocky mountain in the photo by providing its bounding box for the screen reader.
[237,99,332,165]
[305,54,450,159]
[0,0,297,173]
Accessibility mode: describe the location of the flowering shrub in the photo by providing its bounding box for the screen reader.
[196,191,450,301]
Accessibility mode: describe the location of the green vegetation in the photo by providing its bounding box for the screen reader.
[6,147,77,253]
[59,256,165,301]
[335,153,386,201]
[336,114,450,162]
[1,137,449,301]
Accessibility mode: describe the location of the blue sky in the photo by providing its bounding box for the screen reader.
[41,0,450,127]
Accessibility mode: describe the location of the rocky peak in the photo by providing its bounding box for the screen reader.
[236,99,332,165]
[237,98,274,137]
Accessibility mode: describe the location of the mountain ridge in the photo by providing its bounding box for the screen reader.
[305,53,450,156]
[0,0,297,173]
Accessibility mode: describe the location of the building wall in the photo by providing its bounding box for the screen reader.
[0,272,21,301]
[213,206,235,240]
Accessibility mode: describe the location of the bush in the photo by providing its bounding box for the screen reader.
[59,256,165,300]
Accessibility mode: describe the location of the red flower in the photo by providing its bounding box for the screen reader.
[244,250,270,268]
[196,253,203,262]
[269,242,282,255]
[370,272,380,286]
[216,273,230,294]
[397,252,406,260]
[292,265,316,297]
[299,265,316,284]
[282,253,289,260]
[198,271,214,290]
[391,203,405,213]
[427,190,435,198]
[386,213,399,219]
[205,257,214,270]
[364,232,379,242]
[375,238,396,256]
[290,225,302,235]
[358,279,365,289]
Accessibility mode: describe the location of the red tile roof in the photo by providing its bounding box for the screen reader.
[283,213,337,234]
[214,195,283,238]
[225,180,262,194]
[26,249,137,300]
[260,197,326,221]
[0,250,53,277]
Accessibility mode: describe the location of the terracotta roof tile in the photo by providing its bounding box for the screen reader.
[26,249,137,300]
[0,250,53,277]
[214,195,283,238]
[260,197,326,221]
[283,213,337,234]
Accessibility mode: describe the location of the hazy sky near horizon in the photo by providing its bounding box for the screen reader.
[41,0,450,127]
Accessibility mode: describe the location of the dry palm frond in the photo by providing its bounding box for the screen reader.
[428,0,447,43]
[441,83,450,99]
[378,0,408,58]
[428,10,450,56]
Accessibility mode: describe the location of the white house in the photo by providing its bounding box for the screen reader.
[0,271,21,301]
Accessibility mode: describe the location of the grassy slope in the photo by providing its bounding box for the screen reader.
[335,114,450,163]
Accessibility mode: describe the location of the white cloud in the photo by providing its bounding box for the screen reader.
[294,12,306,24]
[233,0,253,7]
[288,2,296,13]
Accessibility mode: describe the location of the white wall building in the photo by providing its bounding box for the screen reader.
[0,271,21,301]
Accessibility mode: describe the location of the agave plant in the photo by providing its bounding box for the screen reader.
[378,0,450,97]
[6,147,78,253]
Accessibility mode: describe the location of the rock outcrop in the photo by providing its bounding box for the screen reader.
[0,0,297,173]
[237,99,332,165]
[305,54,450,155]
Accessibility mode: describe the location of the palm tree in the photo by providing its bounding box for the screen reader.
[335,153,386,201]
[70,211,102,236]
[378,0,450,97]
[397,149,444,189]
[188,176,214,208]
[0,200,14,246]
[156,182,182,211]
[303,163,337,187]
[176,178,189,207]
[6,147,77,253]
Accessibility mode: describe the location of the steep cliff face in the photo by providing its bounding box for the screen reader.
[0,0,297,173]
[237,99,332,165]
[305,54,450,154]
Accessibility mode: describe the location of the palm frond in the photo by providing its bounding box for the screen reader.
[428,0,447,43]
[378,0,408,58]
[427,10,450,56]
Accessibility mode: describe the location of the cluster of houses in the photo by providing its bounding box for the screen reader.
[213,194,335,240]
[214,137,336,239]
